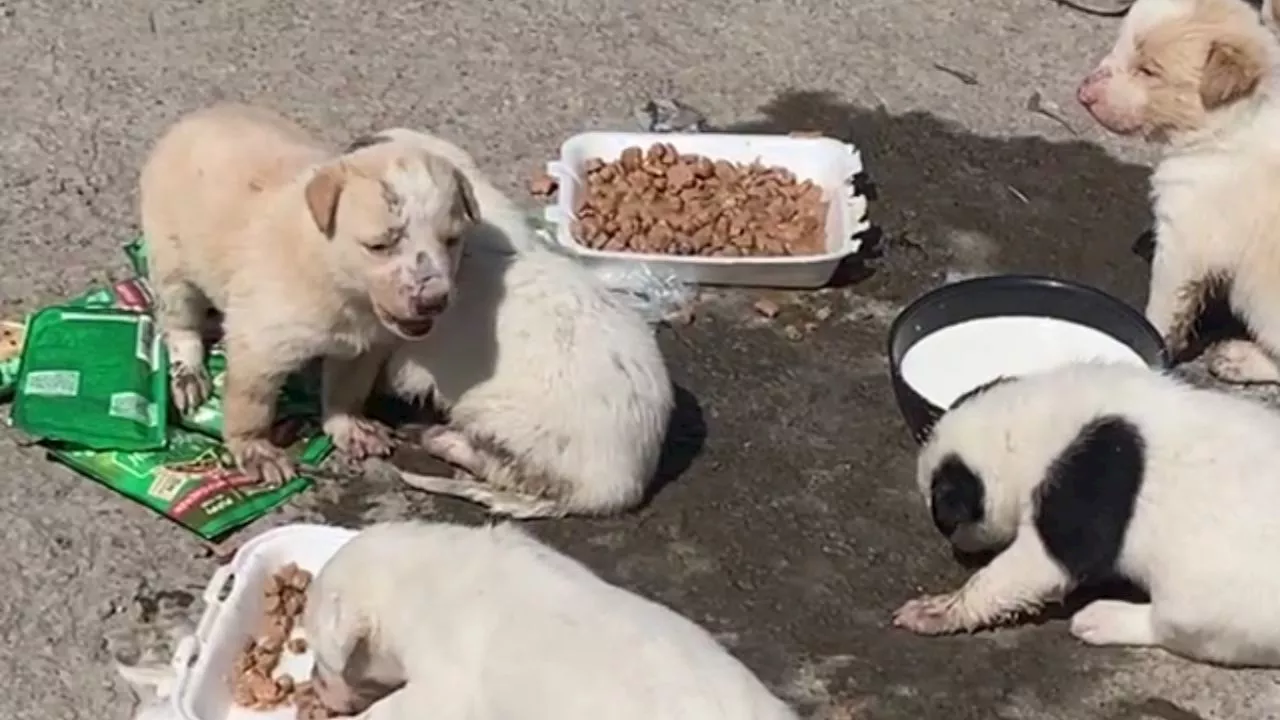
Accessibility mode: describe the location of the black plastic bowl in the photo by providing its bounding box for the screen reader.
[887,275,1170,444]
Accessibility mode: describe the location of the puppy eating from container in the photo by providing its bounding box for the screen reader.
[893,362,1280,667]
[345,128,673,519]
[1077,0,1280,382]
[140,104,479,484]
[303,521,801,720]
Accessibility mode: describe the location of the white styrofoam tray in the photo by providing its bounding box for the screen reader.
[167,524,357,720]
[543,131,872,289]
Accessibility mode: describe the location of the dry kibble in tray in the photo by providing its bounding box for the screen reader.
[229,562,334,719]
[571,143,830,258]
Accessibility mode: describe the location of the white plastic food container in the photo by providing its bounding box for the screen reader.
[166,523,357,720]
[543,131,872,289]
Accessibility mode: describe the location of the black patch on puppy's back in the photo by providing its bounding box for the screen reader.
[930,453,986,538]
[1034,415,1146,583]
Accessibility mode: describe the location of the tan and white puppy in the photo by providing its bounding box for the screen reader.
[344,129,673,519]
[140,104,479,483]
[894,362,1280,668]
[303,521,801,720]
[1078,0,1280,383]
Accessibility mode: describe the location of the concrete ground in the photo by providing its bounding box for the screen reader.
[3,0,1280,717]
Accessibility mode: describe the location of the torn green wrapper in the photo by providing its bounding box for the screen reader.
[48,345,333,540]
[11,307,170,451]
[48,426,322,541]
[4,236,333,539]
[0,279,154,401]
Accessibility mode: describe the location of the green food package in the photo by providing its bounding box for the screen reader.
[11,307,169,451]
[0,278,155,402]
[47,427,320,540]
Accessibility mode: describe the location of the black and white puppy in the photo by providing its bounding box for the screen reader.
[893,362,1280,667]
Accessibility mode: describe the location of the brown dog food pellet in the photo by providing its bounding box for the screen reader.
[753,299,781,319]
[570,143,829,258]
[229,564,333,716]
[294,681,336,720]
[288,568,313,592]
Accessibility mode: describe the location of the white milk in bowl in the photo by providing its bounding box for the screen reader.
[899,316,1149,409]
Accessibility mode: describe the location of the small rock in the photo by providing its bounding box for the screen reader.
[97,599,119,620]
[815,307,833,321]
[783,325,804,341]
[753,299,781,318]
[635,98,708,133]
[803,322,818,333]
[666,307,697,326]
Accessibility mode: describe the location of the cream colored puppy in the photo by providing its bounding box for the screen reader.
[1078,0,1280,383]
[140,104,479,483]
[342,129,673,519]
[303,521,801,720]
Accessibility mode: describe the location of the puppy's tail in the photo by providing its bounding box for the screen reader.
[398,470,566,519]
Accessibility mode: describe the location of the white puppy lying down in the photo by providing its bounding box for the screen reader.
[893,362,1280,667]
[303,521,801,720]
[345,129,674,520]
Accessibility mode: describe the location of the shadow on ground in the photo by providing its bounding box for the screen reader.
[721,89,1154,309]
[303,91,1171,719]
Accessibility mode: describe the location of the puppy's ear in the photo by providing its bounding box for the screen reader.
[929,453,986,538]
[306,164,346,239]
[452,168,481,226]
[418,153,481,226]
[309,589,369,674]
[344,134,391,154]
[1200,33,1266,110]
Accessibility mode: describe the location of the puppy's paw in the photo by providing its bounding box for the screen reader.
[485,493,565,520]
[892,593,968,635]
[170,362,212,415]
[229,437,296,487]
[1069,600,1156,647]
[1207,340,1280,385]
[324,414,394,460]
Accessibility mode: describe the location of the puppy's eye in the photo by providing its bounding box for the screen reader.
[1136,65,1158,78]
[365,229,404,253]
[444,235,462,247]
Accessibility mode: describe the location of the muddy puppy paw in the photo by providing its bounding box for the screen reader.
[1208,340,1280,385]
[324,415,394,460]
[230,437,296,486]
[170,362,212,415]
[892,593,970,635]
